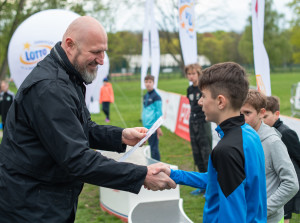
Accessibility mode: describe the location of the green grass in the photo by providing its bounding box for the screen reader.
[75,72,300,223]
[4,72,300,222]
[247,72,300,116]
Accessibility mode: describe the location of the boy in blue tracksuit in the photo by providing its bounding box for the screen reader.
[142,75,162,161]
[161,62,267,222]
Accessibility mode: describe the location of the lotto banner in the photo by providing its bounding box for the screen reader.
[178,0,197,66]
[7,9,109,113]
[8,9,80,88]
[252,0,271,96]
[174,96,191,141]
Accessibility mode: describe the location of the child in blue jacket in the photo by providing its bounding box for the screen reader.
[161,62,267,223]
[142,75,162,161]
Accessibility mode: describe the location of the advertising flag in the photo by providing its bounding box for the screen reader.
[8,9,110,113]
[178,0,197,66]
[141,0,160,89]
[141,0,151,90]
[252,0,271,96]
[150,0,160,89]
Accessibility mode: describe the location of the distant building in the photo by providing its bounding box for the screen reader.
[123,54,211,72]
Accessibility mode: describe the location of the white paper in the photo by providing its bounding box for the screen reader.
[119,116,164,162]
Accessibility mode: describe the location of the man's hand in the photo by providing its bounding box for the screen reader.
[149,162,171,176]
[144,163,175,191]
[122,127,148,146]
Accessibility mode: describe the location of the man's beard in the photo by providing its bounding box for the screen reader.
[74,62,98,84]
[73,51,98,84]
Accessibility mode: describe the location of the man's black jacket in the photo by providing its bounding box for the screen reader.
[0,42,147,222]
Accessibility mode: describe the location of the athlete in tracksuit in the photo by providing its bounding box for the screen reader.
[170,115,267,223]
[142,88,162,161]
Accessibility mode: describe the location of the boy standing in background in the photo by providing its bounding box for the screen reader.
[185,63,212,195]
[241,90,298,223]
[142,75,163,161]
[0,80,14,129]
[99,77,114,122]
[263,96,300,223]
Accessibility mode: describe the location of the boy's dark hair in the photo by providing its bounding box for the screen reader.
[266,96,280,113]
[184,63,202,77]
[243,90,267,113]
[144,75,155,82]
[199,62,249,110]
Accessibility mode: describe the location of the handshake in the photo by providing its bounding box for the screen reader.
[143,163,177,191]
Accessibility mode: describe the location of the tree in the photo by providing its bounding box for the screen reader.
[198,33,223,64]
[155,0,231,75]
[198,31,244,65]
[238,0,293,67]
[0,0,112,80]
[288,0,300,63]
[0,0,27,80]
[107,31,142,72]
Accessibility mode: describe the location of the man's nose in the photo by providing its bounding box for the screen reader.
[96,52,105,65]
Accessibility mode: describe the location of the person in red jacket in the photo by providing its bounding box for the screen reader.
[99,77,114,122]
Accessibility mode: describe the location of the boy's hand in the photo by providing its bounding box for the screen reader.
[144,163,175,191]
[150,162,171,176]
[157,127,163,139]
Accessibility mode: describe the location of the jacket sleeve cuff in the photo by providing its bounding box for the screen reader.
[129,165,148,194]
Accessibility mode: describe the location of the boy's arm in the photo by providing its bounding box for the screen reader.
[110,85,114,103]
[281,129,300,167]
[267,139,299,217]
[170,169,207,189]
[99,87,103,104]
[154,100,163,119]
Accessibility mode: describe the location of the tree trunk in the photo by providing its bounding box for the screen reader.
[0,0,26,80]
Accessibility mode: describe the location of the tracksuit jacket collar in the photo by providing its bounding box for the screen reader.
[216,115,245,139]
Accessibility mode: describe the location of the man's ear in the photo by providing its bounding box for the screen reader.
[217,95,226,110]
[63,37,76,56]
[65,37,76,49]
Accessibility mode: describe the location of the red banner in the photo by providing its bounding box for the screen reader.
[175,96,190,141]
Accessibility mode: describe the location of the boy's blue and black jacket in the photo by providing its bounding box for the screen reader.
[142,89,162,129]
[170,115,267,223]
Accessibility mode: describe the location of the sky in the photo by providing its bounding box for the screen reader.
[214,0,293,32]
[110,0,294,33]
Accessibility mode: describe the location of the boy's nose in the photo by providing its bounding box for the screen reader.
[198,97,203,106]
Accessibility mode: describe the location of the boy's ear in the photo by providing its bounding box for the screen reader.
[217,95,226,110]
[275,110,280,119]
[259,108,266,118]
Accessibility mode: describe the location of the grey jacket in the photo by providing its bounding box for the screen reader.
[257,122,299,223]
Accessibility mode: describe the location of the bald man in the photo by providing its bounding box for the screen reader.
[0,16,175,222]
